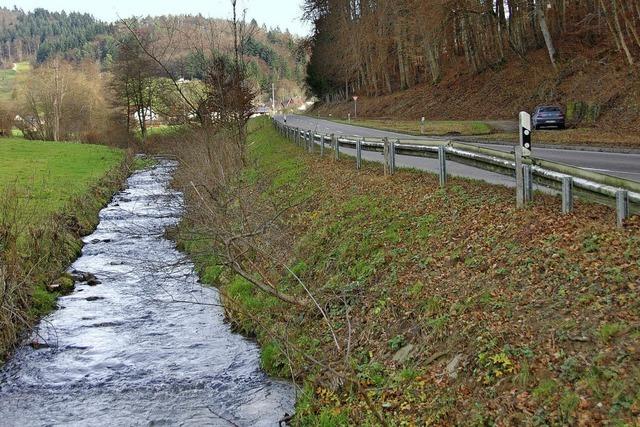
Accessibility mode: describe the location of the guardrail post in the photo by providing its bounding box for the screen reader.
[334,134,340,160]
[438,146,447,187]
[356,138,362,170]
[320,134,325,156]
[616,190,629,228]
[309,133,314,153]
[561,177,573,214]
[515,148,525,208]
[390,139,398,175]
[523,164,533,203]
[383,138,390,176]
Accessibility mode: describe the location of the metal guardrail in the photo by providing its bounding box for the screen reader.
[273,118,639,225]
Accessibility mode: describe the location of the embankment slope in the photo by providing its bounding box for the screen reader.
[181,118,640,425]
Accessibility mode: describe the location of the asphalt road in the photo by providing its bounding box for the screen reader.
[279,115,640,184]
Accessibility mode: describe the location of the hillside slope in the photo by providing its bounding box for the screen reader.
[312,47,640,133]
[0,7,307,101]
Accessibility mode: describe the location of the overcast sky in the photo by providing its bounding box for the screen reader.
[0,0,311,36]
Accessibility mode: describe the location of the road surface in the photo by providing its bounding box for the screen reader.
[278,115,640,184]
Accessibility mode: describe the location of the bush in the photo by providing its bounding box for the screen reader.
[0,102,15,137]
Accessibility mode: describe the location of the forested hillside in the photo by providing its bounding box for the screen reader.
[0,7,306,101]
[0,8,112,65]
[304,0,640,130]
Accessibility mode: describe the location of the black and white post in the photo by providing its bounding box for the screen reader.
[516,111,533,208]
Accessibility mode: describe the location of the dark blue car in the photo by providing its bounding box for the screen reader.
[532,105,565,130]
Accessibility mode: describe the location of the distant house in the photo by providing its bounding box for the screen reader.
[134,107,159,123]
[251,106,270,117]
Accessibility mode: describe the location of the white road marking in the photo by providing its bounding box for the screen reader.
[582,168,640,176]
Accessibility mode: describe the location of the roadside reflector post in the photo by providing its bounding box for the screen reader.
[515,146,524,208]
[356,138,362,170]
[516,111,532,209]
[616,190,629,228]
[348,113,351,123]
[520,111,532,157]
[561,177,573,214]
[523,164,533,203]
[438,145,447,187]
[420,116,425,134]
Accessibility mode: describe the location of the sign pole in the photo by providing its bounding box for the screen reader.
[353,96,359,120]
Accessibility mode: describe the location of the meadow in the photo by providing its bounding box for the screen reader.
[0,62,30,101]
[0,137,123,220]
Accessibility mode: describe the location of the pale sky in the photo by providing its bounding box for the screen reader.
[0,0,311,36]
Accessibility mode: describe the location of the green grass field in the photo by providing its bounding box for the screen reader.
[0,137,123,220]
[0,61,30,101]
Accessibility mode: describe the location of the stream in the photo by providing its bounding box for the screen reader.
[0,160,295,426]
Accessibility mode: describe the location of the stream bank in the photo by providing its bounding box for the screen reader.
[0,159,294,426]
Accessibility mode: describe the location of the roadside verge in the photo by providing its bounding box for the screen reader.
[178,117,640,425]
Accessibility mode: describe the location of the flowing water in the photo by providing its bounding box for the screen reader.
[0,160,294,426]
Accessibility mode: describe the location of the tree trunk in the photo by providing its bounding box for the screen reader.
[611,0,635,64]
[537,0,558,69]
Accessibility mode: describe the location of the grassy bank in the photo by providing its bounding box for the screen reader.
[0,137,127,361]
[475,129,640,150]
[330,118,492,137]
[179,117,640,425]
